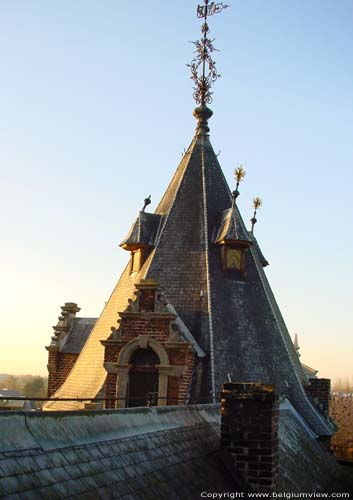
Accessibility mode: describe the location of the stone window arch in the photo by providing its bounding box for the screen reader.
[116,336,170,407]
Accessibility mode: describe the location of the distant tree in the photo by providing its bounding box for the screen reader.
[1,375,20,391]
[332,376,353,393]
[23,377,47,399]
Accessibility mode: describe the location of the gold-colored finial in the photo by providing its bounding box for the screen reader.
[250,197,262,233]
[234,165,246,185]
[232,164,246,202]
[253,197,262,211]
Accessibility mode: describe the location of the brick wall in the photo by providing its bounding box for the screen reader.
[221,382,279,493]
[330,393,353,462]
[104,280,195,408]
[47,352,78,397]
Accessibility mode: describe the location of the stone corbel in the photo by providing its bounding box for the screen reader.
[103,362,118,374]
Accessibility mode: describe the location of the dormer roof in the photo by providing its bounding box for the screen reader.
[213,206,252,246]
[120,212,162,250]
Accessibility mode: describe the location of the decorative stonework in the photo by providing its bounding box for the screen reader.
[46,303,82,397]
[101,279,195,408]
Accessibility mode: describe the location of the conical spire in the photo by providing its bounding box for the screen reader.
[44,3,334,438]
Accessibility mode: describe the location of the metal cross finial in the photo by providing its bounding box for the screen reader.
[188,1,229,106]
[250,197,262,233]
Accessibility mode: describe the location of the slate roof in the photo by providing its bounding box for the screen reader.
[44,108,333,438]
[61,318,97,353]
[213,206,251,244]
[0,390,23,399]
[0,390,34,411]
[120,212,162,249]
[0,404,350,498]
[301,362,319,379]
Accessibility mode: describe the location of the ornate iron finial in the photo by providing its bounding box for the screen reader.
[188,1,229,107]
[142,195,151,212]
[250,197,262,233]
[232,165,246,202]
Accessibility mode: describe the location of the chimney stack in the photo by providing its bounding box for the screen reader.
[221,382,279,493]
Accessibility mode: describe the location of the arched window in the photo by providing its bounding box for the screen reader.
[127,348,159,407]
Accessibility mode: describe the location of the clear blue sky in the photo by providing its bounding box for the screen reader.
[1,1,352,382]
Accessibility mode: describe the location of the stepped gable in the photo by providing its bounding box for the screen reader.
[44,264,141,410]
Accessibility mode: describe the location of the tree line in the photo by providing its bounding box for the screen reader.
[0,374,47,399]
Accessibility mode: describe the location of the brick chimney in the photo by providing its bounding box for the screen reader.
[307,378,331,418]
[221,382,279,493]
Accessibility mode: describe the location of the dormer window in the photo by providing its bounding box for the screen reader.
[220,241,249,276]
[214,206,252,278]
[225,247,243,271]
[119,211,162,275]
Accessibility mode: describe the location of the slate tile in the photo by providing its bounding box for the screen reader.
[96,486,115,500]
[0,475,22,495]
[0,458,25,476]
[48,466,70,483]
[124,463,138,478]
[92,472,108,488]
[79,474,100,490]
[65,463,84,480]
[14,489,41,500]
[3,493,22,500]
[87,446,104,460]
[87,459,106,475]
[15,472,41,491]
[47,452,68,468]
[114,480,130,496]
[109,455,125,468]
[35,469,56,487]
[62,449,80,465]
[75,491,100,500]
[63,478,87,495]
[33,454,54,471]
[120,453,134,465]
[37,486,61,500]
[73,447,91,462]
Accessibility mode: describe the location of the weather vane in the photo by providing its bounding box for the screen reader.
[188,1,229,106]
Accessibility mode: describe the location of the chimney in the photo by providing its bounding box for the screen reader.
[221,382,279,493]
[307,378,331,418]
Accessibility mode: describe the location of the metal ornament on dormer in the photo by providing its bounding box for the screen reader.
[250,197,262,234]
[232,165,246,203]
[188,0,229,106]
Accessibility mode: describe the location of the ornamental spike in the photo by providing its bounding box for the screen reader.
[250,197,262,233]
[232,164,246,202]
